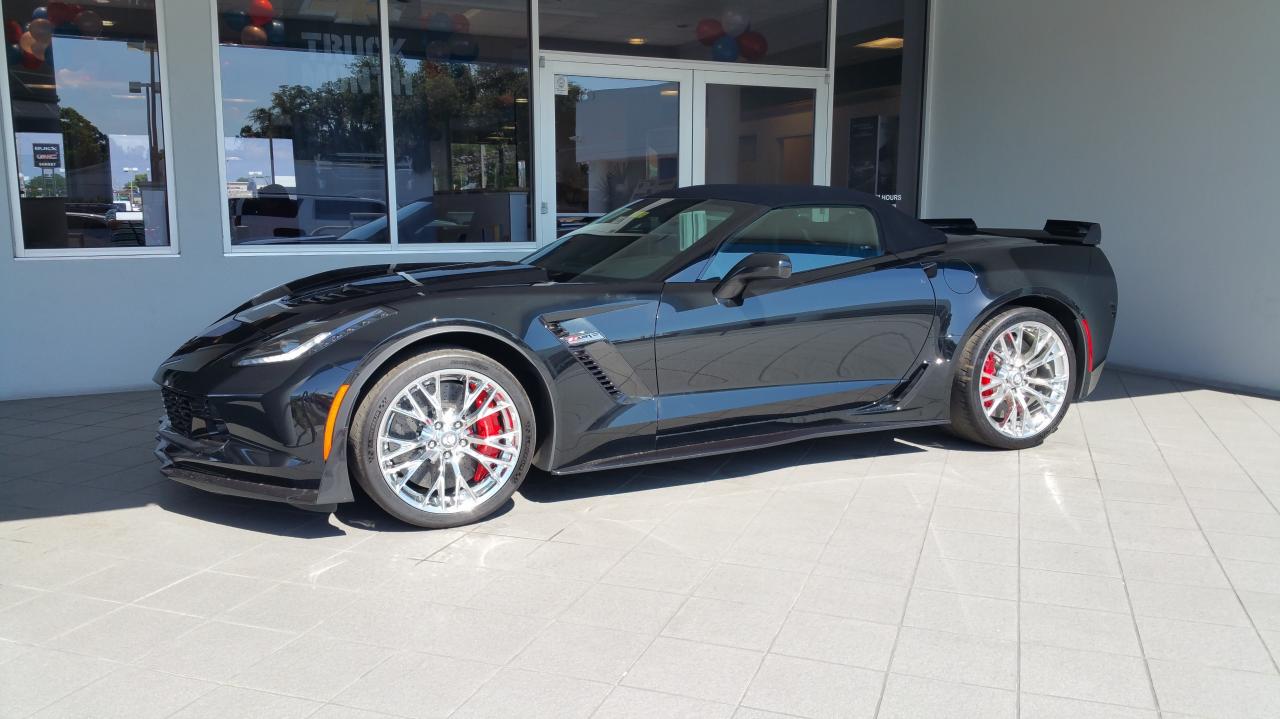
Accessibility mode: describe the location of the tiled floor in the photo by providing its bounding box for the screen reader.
[1,371,1279,718]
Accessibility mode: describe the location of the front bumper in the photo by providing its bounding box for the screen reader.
[155,419,346,506]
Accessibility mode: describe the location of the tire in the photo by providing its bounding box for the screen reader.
[349,347,535,528]
[949,307,1077,450]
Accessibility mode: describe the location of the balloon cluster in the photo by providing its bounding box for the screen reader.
[420,8,478,63]
[6,3,107,70]
[221,0,286,46]
[695,10,767,62]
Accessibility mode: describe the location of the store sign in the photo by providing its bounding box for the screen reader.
[32,143,61,168]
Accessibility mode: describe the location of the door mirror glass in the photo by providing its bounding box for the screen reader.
[713,252,793,304]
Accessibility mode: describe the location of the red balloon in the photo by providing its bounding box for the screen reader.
[47,2,79,25]
[695,18,723,46]
[738,30,767,61]
[452,13,470,34]
[21,48,43,69]
[248,0,274,27]
[4,19,21,44]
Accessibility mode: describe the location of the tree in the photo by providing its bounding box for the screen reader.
[24,173,67,198]
[59,107,108,172]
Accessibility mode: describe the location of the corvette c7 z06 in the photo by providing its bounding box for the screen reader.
[155,185,1117,528]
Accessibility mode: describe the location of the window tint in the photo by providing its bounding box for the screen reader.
[4,0,170,251]
[704,205,881,279]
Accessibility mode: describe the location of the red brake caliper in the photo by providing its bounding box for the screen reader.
[469,386,502,483]
[980,352,998,409]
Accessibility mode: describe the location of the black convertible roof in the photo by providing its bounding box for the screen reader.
[650,184,945,253]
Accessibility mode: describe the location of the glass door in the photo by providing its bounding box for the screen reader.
[692,70,829,186]
[536,61,692,240]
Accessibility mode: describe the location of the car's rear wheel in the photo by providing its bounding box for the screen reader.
[950,307,1076,449]
[349,348,535,528]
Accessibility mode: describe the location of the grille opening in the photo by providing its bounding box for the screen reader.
[162,388,215,437]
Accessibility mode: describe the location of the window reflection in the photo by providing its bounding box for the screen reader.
[704,84,816,185]
[388,1,530,244]
[831,0,924,212]
[554,77,680,236]
[4,0,169,250]
[540,0,828,68]
[217,0,388,245]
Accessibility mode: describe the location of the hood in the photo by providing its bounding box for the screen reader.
[166,261,549,364]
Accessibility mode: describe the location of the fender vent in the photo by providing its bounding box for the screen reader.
[545,320,623,398]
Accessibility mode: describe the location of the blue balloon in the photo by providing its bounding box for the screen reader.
[427,12,453,34]
[449,36,478,62]
[711,35,738,61]
[266,19,285,44]
[223,10,248,32]
[31,7,48,20]
[56,22,78,36]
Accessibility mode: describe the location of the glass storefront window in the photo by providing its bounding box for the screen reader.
[830,0,925,213]
[540,0,828,68]
[3,0,171,252]
[216,0,388,246]
[388,1,530,244]
[704,84,816,185]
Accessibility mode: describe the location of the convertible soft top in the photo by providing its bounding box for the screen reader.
[651,184,946,253]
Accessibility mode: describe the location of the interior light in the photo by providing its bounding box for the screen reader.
[856,36,904,49]
[514,97,529,103]
[659,89,679,96]
[627,37,646,45]
[101,20,115,27]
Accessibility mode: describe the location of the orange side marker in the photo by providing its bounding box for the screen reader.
[323,384,351,461]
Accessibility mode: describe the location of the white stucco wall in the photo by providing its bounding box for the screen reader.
[921,0,1280,394]
[0,2,524,401]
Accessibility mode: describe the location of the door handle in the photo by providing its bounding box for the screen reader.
[921,262,938,278]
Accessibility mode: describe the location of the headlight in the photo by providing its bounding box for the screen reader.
[234,307,394,367]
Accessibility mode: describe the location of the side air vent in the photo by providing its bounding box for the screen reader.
[544,320,623,399]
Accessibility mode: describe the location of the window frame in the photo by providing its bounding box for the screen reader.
[2,0,180,260]
[210,0,540,257]
[698,202,886,281]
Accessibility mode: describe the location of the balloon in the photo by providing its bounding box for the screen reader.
[27,17,54,43]
[711,34,738,61]
[694,18,723,46]
[18,32,46,67]
[5,19,21,44]
[449,36,478,62]
[55,21,77,36]
[223,10,248,32]
[31,7,48,20]
[424,39,450,59]
[266,19,285,44]
[451,13,470,34]
[7,43,22,66]
[248,0,274,27]
[47,2,77,25]
[720,9,749,36]
[75,9,102,36]
[240,24,267,45]
[21,48,43,68]
[426,12,452,33]
[737,30,767,60]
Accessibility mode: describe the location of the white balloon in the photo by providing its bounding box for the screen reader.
[720,9,749,37]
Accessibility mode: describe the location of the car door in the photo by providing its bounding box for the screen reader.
[654,204,936,446]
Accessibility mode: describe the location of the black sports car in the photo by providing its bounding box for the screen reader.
[155,185,1117,528]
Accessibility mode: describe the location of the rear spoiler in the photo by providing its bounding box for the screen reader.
[921,218,1101,246]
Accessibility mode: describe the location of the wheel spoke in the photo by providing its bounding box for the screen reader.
[380,436,424,466]
[462,446,515,470]
[468,430,520,452]
[465,401,515,429]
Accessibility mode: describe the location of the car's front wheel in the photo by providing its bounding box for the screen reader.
[949,307,1076,449]
[349,348,535,528]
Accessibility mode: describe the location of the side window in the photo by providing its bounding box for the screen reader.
[703,206,882,280]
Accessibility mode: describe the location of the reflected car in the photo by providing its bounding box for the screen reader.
[155,185,1117,528]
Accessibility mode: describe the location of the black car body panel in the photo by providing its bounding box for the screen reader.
[155,185,1117,508]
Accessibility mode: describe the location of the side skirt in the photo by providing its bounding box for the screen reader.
[550,418,951,475]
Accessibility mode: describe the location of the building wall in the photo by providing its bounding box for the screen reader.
[921,0,1280,394]
[0,2,524,401]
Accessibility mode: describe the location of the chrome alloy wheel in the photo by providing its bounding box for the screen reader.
[375,369,522,514]
[979,320,1071,439]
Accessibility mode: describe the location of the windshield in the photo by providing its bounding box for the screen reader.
[524,198,751,281]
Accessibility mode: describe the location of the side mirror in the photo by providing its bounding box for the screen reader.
[713,252,793,305]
